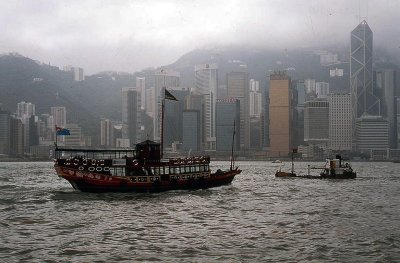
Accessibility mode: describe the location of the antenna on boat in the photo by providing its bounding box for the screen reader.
[230,120,236,171]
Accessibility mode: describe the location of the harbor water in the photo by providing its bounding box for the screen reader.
[1,161,399,262]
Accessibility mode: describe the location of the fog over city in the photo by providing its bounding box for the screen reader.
[0,0,399,74]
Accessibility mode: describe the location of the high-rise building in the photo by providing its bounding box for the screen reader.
[350,21,379,119]
[28,115,39,147]
[65,123,83,146]
[304,99,329,145]
[216,98,240,152]
[51,107,67,128]
[186,91,205,150]
[356,115,389,152]
[74,67,84,81]
[136,77,146,110]
[328,93,353,150]
[194,63,218,150]
[0,109,10,155]
[315,82,330,99]
[10,117,24,156]
[294,81,306,147]
[163,88,189,150]
[146,88,155,118]
[268,72,294,157]
[100,119,114,148]
[227,71,250,150]
[249,79,262,117]
[397,98,400,148]
[63,66,84,81]
[51,106,67,145]
[182,110,201,152]
[17,101,35,119]
[374,68,398,148]
[17,101,36,152]
[304,79,316,94]
[248,77,263,150]
[122,87,141,147]
[154,69,180,141]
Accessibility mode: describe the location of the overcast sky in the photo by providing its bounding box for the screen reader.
[0,0,399,74]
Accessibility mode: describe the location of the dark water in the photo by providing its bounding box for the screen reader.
[0,161,399,262]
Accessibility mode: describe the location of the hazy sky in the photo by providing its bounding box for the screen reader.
[0,0,399,74]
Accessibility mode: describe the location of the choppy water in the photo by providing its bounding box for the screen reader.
[0,161,400,262]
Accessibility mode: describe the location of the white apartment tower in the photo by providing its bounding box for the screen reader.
[100,119,114,147]
[51,107,67,128]
[194,63,218,150]
[249,79,262,117]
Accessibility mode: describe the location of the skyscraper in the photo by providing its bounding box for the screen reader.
[268,72,294,157]
[227,71,250,150]
[122,87,141,147]
[51,107,67,128]
[315,82,329,99]
[154,69,180,141]
[182,110,200,152]
[350,21,379,119]
[328,93,353,150]
[0,109,10,155]
[136,77,146,110]
[194,63,218,150]
[304,99,329,146]
[249,79,262,117]
[17,101,36,152]
[100,119,114,148]
[374,68,398,148]
[51,106,67,144]
[216,98,240,152]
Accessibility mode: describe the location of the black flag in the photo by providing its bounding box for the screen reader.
[165,89,178,101]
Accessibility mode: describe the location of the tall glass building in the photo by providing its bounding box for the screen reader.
[216,98,240,152]
[350,20,379,118]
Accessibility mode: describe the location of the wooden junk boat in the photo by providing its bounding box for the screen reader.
[54,89,241,192]
[54,140,241,192]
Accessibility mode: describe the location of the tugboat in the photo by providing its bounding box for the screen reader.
[319,155,356,179]
[275,154,356,179]
[54,89,241,192]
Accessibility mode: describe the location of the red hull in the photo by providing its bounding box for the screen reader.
[55,165,241,193]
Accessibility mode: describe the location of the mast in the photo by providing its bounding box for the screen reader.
[291,150,294,174]
[230,120,236,171]
[160,94,165,159]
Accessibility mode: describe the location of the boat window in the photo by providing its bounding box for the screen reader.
[163,166,169,175]
[153,167,160,175]
[171,166,179,174]
[112,159,126,166]
[199,165,204,172]
[110,167,125,176]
